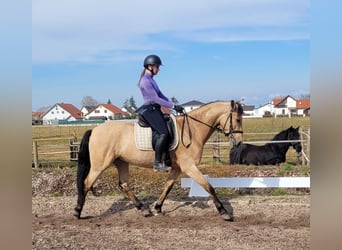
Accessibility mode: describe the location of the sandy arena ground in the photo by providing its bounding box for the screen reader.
[32,194,310,249]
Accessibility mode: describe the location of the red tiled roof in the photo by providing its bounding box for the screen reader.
[32,111,44,118]
[58,103,82,119]
[100,104,128,116]
[296,99,310,109]
[272,98,283,106]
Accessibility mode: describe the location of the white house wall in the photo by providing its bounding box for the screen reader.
[86,105,118,120]
[42,105,76,124]
[253,103,273,117]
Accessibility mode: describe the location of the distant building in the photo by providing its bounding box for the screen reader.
[32,111,44,125]
[181,100,205,113]
[241,105,255,116]
[80,106,96,118]
[85,103,128,120]
[250,96,310,118]
[42,103,83,125]
[253,103,274,118]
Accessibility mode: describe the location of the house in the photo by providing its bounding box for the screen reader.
[296,99,310,116]
[241,105,255,116]
[253,103,274,117]
[121,106,137,118]
[273,96,310,117]
[181,100,205,113]
[80,106,96,118]
[42,103,83,125]
[85,103,128,120]
[32,111,44,125]
[272,95,297,117]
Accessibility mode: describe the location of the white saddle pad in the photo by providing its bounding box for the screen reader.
[134,114,178,151]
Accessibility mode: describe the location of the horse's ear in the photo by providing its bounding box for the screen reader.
[230,100,234,108]
[296,126,300,130]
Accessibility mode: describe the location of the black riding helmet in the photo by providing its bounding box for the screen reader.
[143,55,162,68]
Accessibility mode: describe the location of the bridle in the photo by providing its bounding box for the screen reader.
[222,111,244,146]
[179,107,243,148]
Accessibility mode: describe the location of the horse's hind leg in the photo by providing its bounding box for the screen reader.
[154,167,181,214]
[114,159,152,217]
[184,165,233,221]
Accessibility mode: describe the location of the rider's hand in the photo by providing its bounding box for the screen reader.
[174,105,185,113]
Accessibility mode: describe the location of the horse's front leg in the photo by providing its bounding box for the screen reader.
[154,167,181,214]
[184,164,234,221]
[115,159,152,217]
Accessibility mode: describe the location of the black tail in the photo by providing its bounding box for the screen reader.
[77,129,92,197]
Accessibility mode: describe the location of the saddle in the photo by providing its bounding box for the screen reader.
[134,114,178,151]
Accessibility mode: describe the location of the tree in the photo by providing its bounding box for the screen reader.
[300,94,310,99]
[129,96,137,109]
[124,96,137,110]
[81,96,98,107]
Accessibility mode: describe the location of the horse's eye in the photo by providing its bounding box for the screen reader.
[236,119,241,123]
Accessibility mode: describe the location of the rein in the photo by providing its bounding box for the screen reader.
[179,109,243,148]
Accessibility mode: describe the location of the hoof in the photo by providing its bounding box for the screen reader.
[153,211,165,216]
[90,186,101,197]
[140,207,153,217]
[73,207,82,219]
[221,213,234,221]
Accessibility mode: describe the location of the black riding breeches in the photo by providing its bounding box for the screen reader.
[139,104,169,135]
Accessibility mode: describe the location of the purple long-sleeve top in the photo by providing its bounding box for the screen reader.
[139,72,174,108]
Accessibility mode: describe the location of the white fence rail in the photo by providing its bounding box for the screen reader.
[181,175,310,197]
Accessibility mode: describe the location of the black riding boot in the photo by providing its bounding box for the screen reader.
[153,134,171,172]
[163,152,172,167]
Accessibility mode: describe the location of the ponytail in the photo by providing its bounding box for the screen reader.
[137,69,146,87]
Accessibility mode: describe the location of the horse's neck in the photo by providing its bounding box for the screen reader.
[188,104,224,126]
[269,131,291,153]
[182,104,224,144]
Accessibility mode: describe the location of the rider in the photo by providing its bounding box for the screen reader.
[138,54,184,171]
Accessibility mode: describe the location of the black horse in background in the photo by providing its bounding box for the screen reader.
[230,126,302,165]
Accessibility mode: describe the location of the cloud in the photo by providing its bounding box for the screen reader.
[32,0,309,64]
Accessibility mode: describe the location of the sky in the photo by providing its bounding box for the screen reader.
[32,0,310,111]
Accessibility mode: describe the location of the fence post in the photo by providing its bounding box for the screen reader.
[306,128,310,165]
[212,131,220,161]
[69,138,78,161]
[32,140,38,168]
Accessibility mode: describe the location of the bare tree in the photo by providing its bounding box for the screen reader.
[300,94,310,99]
[81,96,98,107]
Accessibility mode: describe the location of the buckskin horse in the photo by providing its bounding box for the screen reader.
[74,100,243,221]
[229,126,302,165]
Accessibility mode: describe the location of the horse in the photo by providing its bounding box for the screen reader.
[229,126,302,165]
[74,100,243,221]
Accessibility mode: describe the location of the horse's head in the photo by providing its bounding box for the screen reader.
[218,100,243,145]
[288,126,302,153]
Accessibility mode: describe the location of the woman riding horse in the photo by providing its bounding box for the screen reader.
[74,100,243,221]
[138,54,184,171]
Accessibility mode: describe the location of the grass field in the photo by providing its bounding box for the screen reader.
[32,116,310,139]
[32,116,310,167]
